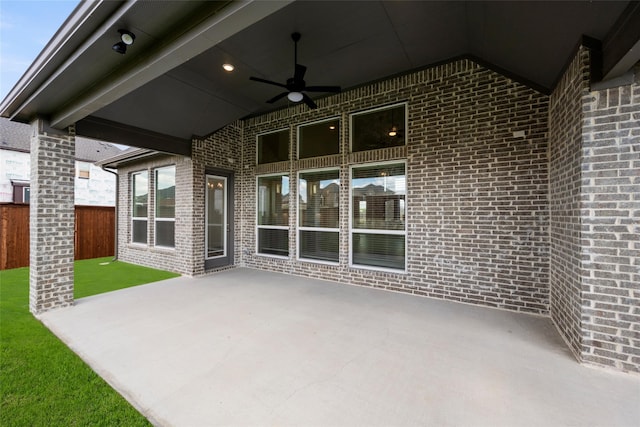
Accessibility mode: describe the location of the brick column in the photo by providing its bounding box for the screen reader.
[580,65,640,373]
[29,118,75,314]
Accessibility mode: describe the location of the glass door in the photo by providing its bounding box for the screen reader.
[206,175,227,260]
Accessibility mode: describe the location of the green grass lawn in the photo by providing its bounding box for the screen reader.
[0,257,179,426]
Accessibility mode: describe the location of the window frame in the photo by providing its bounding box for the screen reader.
[296,167,340,265]
[348,160,407,273]
[349,102,408,153]
[256,128,290,165]
[154,165,176,249]
[205,174,228,260]
[296,116,340,160]
[131,170,149,246]
[256,173,290,258]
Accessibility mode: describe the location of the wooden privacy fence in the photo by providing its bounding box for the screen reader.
[0,204,115,270]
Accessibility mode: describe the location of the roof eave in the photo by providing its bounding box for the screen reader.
[0,0,125,121]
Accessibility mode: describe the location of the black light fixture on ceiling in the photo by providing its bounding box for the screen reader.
[112,29,135,54]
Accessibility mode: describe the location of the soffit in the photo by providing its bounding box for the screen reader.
[1,1,635,152]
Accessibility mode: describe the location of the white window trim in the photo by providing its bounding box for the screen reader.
[349,102,408,153]
[77,161,91,179]
[131,171,148,246]
[205,174,228,260]
[297,167,340,265]
[256,173,290,258]
[256,127,290,165]
[348,160,408,273]
[296,116,340,160]
[154,166,176,250]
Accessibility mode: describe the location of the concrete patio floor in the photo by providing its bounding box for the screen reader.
[40,268,639,427]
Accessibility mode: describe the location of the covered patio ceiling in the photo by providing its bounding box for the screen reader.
[1,1,639,155]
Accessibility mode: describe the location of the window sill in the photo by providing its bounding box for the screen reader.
[348,263,408,275]
[256,252,289,260]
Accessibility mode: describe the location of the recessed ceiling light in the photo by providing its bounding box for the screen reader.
[222,63,235,72]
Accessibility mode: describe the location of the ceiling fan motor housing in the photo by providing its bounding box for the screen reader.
[249,32,341,109]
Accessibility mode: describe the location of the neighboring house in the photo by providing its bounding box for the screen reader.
[0,118,121,205]
[2,1,639,376]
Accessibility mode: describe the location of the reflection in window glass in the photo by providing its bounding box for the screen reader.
[298,119,340,159]
[257,228,289,256]
[156,166,176,219]
[352,233,405,270]
[257,175,289,256]
[351,163,405,230]
[351,104,406,152]
[298,169,339,263]
[155,166,175,248]
[351,162,406,270]
[258,130,289,164]
[206,176,226,259]
[132,171,148,244]
[298,170,339,228]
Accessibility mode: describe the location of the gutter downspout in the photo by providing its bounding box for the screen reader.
[101,166,118,261]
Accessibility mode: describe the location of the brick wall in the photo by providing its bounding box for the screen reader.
[581,64,640,372]
[29,120,75,313]
[191,121,243,275]
[240,58,550,314]
[109,53,637,373]
[116,154,195,275]
[548,47,590,359]
[549,45,640,373]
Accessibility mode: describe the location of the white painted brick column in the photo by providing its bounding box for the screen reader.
[29,118,75,314]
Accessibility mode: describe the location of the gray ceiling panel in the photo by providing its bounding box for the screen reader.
[5,1,635,150]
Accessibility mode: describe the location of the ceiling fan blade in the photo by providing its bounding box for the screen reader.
[294,64,307,82]
[302,93,317,109]
[266,92,289,104]
[305,85,341,93]
[250,76,287,89]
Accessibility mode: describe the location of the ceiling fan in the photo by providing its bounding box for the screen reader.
[250,32,341,109]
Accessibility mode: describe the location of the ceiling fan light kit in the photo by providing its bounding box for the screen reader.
[250,32,341,109]
[112,29,135,54]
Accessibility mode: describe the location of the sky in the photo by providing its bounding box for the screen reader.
[0,0,78,101]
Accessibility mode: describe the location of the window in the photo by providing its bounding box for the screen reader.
[350,162,406,270]
[298,118,340,159]
[351,104,406,152]
[257,174,289,256]
[257,129,289,164]
[131,171,148,244]
[12,182,30,204]
[77,162,90,179]
[298,169,339,263]
[155,166,175,248]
